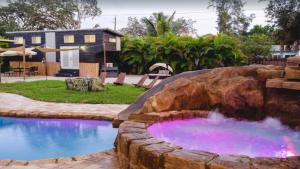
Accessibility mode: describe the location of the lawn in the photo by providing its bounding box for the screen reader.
[0,80,144,104]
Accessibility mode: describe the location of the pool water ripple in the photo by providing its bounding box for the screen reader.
[0,117,117,160]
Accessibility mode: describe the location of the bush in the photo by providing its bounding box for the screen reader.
[118,33,246,74]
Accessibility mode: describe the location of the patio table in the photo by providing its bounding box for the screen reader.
[12,68,30,77]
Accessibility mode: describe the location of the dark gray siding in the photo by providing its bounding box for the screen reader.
[6,29,121,64]
[7,32,45,62]
[55,30,104,63]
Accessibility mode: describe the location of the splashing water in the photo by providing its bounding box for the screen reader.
[147,112,300,158]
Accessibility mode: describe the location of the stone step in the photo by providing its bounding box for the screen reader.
[285,67,300,80]
[266,78,300,90]
[266,78,283,88]
[287,56,300,64]
[282,81,300,90]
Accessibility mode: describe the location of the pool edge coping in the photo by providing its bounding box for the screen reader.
[115,110,300,169]
[0,108,115,121]
[0,149,117,167]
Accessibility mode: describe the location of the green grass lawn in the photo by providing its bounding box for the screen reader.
[0,80,144,104]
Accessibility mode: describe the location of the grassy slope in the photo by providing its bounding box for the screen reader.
[0,80,144,104]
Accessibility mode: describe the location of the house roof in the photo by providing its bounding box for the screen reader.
[6,28,123,37]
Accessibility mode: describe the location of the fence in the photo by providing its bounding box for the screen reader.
[248,58,287,66]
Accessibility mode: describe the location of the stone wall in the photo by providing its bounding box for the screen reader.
[115,65,300,169]
[115,112,300,169]
[134,65,300,128]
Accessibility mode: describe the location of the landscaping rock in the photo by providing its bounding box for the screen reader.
[65,77,105,91]
[285,67,300,80]
[141,66,264,118]
[266,78,283,88]
[164,150,217,169]
[206,155,251,169]
[287,56,300,64]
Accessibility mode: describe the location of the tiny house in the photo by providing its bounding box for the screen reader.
[5,28,123,77]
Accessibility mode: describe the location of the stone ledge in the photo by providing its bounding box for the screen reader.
[164,149,217,169]
[0,150,117,168]
[116,110,300,169]
[0,109,114,121]
[128,110,209,124]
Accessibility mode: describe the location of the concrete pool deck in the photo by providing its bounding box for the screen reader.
[0,92,129,120]
[0,92,127,168]
[0,149,119,169]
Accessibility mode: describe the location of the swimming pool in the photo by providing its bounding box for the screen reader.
[0,117,117,160]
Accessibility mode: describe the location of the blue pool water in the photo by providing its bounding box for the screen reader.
[0,117,117,160]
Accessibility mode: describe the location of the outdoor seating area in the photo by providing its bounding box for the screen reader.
[3,66,39,77]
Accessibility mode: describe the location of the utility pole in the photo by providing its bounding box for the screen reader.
[114,16,117,30]
[22,40,26,81]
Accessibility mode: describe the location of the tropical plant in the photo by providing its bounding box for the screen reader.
[242,34,273,57]
[118,33,246,74]
[120,12,196,37]
[141,12,176,36]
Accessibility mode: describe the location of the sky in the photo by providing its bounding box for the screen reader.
[0,0,269,35]
[83,0,269,35]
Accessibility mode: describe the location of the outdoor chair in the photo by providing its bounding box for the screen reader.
[114,72,126,85]
[134,74,148,87]
[4,67,15,77]
[28,66,38,76]
[99,71,107,83]
[144,75,160,89]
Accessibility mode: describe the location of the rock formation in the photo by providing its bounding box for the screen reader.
[65,77,106,92]
[116,65,300,128]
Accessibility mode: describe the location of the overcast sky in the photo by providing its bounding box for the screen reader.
[83,0,269,35]
[0,0,269,35]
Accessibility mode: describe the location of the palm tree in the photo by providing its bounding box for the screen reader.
[141,12,176,36]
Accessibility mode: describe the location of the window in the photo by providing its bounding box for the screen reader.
[84,35,96,43]
[14,37,24,44]
[64,35,74,43]
[32,36,41,44]
[109,37,116,43]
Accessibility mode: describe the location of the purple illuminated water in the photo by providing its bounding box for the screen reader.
[0,117,117,160]
[147,113,300,158]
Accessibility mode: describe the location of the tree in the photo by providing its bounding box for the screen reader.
[119,17,147,36]
[142,12,176,36]
[242,34,273,57]
[209,0,255,35]
[248,25,274,37]
[73,0,102,28]
[0,0,102,31]
[263,0,300,45]
[171,17,197,36]
[120,12,196,36]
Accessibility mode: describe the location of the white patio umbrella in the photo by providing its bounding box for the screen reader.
[149,63,173,72]
[0,47,36,82]
[0,48,37,56]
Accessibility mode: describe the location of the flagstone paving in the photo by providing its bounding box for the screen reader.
[0,150,119,169]
[0,92,129,120]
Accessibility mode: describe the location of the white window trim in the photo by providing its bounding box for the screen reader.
[14,37,24,44]
[109,37,116,43]
[84,34,96,43]
[64,35,75,44]
[31,36,41,44]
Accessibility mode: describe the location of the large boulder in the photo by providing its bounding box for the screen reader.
[65,77,105,92]
[140,66,264,118]
[115,65,300,128]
